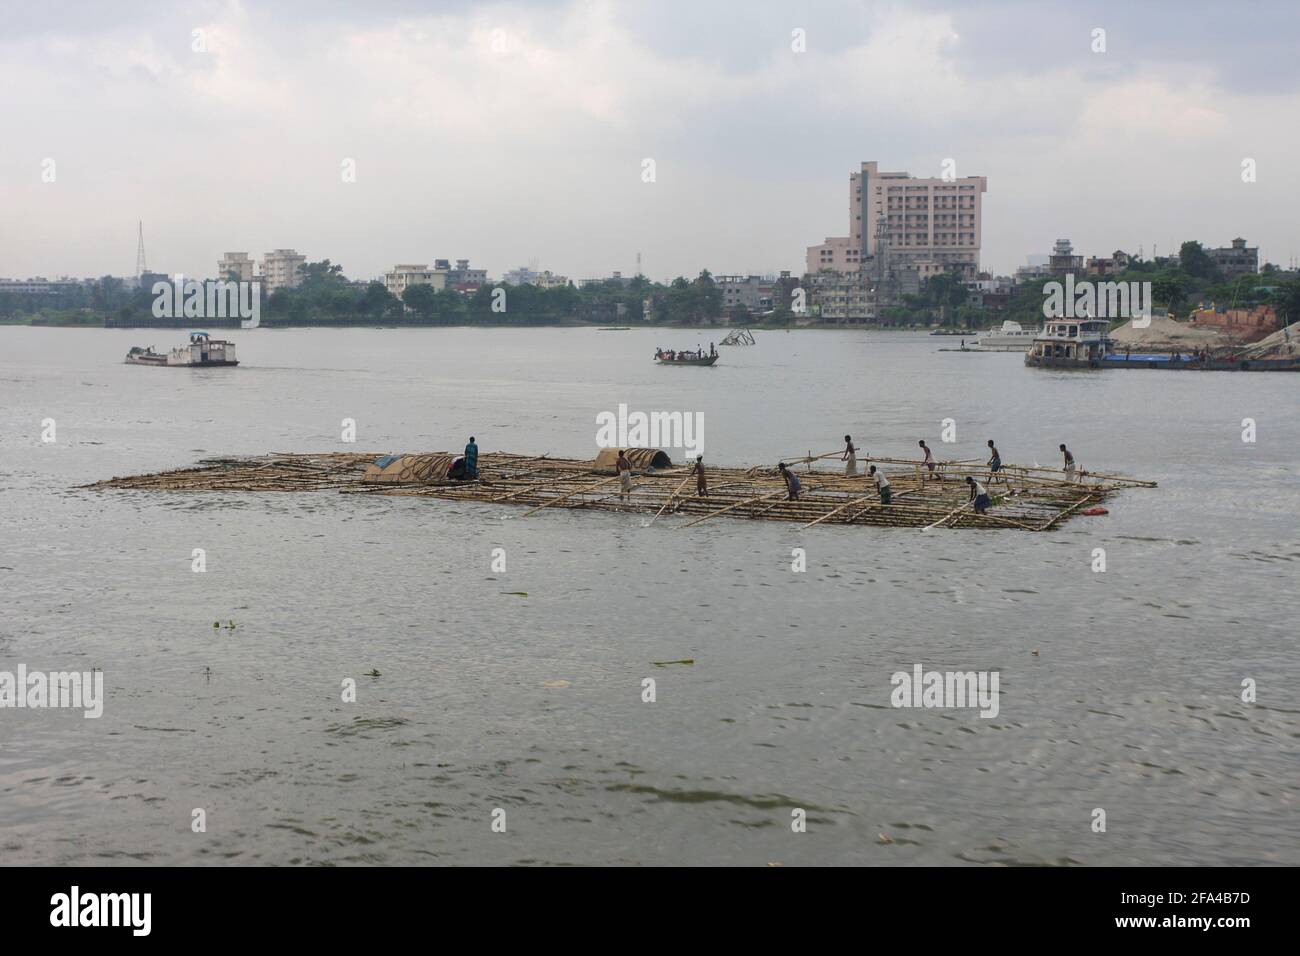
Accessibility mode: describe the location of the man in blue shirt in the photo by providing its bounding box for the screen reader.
[464,436,479,480]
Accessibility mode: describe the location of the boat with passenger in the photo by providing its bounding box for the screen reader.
[655,346,718,366]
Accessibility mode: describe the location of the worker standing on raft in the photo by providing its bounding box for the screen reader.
[919,439,936,481]
[842,435,858,477]
[616,449,633,503]
[1060,444,1076,482]
[986,439,1002,485]
[464,436,479,480]
[692,455,708,497]
[966,475,991,514]
[777,462,801,501]
[868,465,892,504]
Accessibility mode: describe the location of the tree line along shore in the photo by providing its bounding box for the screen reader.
[6,243,1300,330]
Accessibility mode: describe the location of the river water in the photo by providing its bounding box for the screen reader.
[0,326,1296,865]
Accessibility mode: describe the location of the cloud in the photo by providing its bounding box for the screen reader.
[2,0,1298,281]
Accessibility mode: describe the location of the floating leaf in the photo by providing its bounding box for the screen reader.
[652,658,694,667]
[501,591,528,597]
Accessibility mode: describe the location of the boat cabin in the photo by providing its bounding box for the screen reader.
[167,331,238,366]
[1026,319,1110,366]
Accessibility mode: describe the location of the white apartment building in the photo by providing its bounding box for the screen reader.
[261,249,306,293]
[384,263,448,298]
[807,161,987,278]
[217,252,255,282]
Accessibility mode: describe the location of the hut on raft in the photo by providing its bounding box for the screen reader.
[591,447,673,474]
[87,445,1156,532]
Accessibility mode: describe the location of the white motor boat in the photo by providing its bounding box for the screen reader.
[974,320,1035,351]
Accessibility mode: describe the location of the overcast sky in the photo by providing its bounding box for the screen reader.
[4,0,1299,282]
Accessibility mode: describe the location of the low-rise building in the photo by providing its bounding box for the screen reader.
[446,259,487,290]
[1014,255,1051,283]
[578,271,635,289]
[533,271,570,289]
[0,276,85,294]
[503,266,539,285]
[384,263,448,298]
[1208,238,1258,278]
[1086,250,1131,276]
[805,269,874,323]
[714,275,772,312]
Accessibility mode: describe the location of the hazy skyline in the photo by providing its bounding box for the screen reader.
[5,0,1300,282]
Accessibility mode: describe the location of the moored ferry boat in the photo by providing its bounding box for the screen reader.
[1024,318,1111,369]
[125,331,238,367]
[975,320,1034,351]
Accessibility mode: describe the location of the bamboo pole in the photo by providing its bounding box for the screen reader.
[490,470,594,502]
[921,500,974,531]
[679,490,787,528]
[1035,493,1097,531]
[800,492,879,529]
[648,473,695,525]
[520,475,621,517]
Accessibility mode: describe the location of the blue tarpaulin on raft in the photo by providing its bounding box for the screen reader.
[374,455,402,468]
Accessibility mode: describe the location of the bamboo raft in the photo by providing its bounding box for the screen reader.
[87,448,1156,531]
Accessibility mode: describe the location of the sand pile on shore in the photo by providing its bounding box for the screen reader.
[1238,321,1300,358]
[1109,315,1225,350]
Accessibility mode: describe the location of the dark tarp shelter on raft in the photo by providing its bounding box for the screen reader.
[362,453,464,484]
[591,447,672,474]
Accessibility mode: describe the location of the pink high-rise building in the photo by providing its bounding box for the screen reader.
[806,161,987,278]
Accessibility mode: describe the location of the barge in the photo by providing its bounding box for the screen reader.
[125,331,238,367]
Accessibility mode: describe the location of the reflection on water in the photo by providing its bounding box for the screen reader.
[0,326,1296,865]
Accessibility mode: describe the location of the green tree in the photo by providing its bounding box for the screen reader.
[1179,241,1219,280]
[358,281,397,317]
[402,283,437,318]
[1276,281,1300,324]
[1152,272,1188,311]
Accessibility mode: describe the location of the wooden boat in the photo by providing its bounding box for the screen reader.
[655,350,718,366]
[124,346,168,366]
